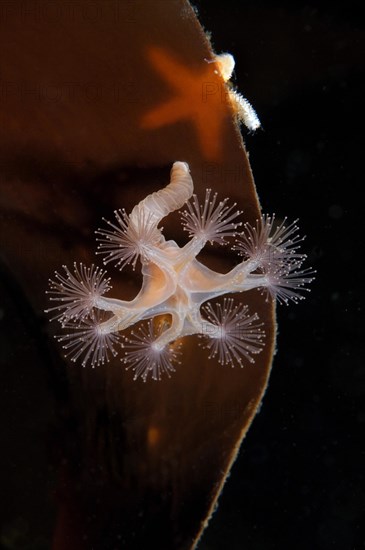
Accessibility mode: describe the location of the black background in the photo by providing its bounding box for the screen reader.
[197,1,364,549]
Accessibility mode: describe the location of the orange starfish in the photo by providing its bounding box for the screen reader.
[141,47,228,160]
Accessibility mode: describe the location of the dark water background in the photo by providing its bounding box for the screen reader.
[197,1,364,549]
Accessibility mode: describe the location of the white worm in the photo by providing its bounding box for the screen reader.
[214,52,235,81]
[210,52,261,132]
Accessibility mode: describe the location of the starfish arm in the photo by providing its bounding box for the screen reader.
[142,48,225,160]
[142,98,191,128]
[147,47,194,90]
[195,111,223,159]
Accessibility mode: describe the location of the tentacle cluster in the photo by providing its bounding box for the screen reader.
[234,215,315,304]
[180,188,242,245]
[199,299,265,367]
[45,162,314,381]
[122,320,182,382]
[45,263,111,323]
